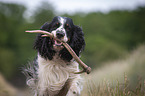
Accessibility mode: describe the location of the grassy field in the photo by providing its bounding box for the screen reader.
[81,44,145,96]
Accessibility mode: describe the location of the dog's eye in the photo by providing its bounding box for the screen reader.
[65,24,70,31]
[53,22,60,29]
[56,22,59,25]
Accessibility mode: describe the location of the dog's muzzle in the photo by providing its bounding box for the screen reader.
[56,31,65,39]
[53,30,65,50]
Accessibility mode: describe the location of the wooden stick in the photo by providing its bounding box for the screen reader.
[26,30,91,74]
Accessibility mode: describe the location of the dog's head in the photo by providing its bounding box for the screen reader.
[34,16,85,61]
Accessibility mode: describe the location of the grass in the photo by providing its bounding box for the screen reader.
[81,44,145,96]
[84,73,145,96]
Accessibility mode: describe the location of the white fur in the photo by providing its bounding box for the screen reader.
[51,17,68,42]
[37,53,82,96]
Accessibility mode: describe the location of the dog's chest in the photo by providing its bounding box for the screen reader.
[37,54,79,95]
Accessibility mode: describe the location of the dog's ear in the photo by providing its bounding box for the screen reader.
[59,26,85,61]
[34,22,56,60]
[40,22,50,31]
[70,25,85,56]
[34,34,56,60]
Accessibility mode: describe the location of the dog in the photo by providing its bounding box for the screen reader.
[23,16,85,96]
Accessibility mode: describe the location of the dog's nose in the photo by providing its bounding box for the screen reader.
[56,31,65,39]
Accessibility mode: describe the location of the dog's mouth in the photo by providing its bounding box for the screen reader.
[54,39,63,46]
[52,39,64,50]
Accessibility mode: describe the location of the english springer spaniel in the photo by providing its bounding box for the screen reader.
[24,16,85,96]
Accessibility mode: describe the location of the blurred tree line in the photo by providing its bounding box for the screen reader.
[0,2,145,87]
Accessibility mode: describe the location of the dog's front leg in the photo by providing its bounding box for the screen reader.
[66,78,83,96]
[56,79,72,96]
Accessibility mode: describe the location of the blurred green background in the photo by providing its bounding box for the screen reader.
[0,1,145,89]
